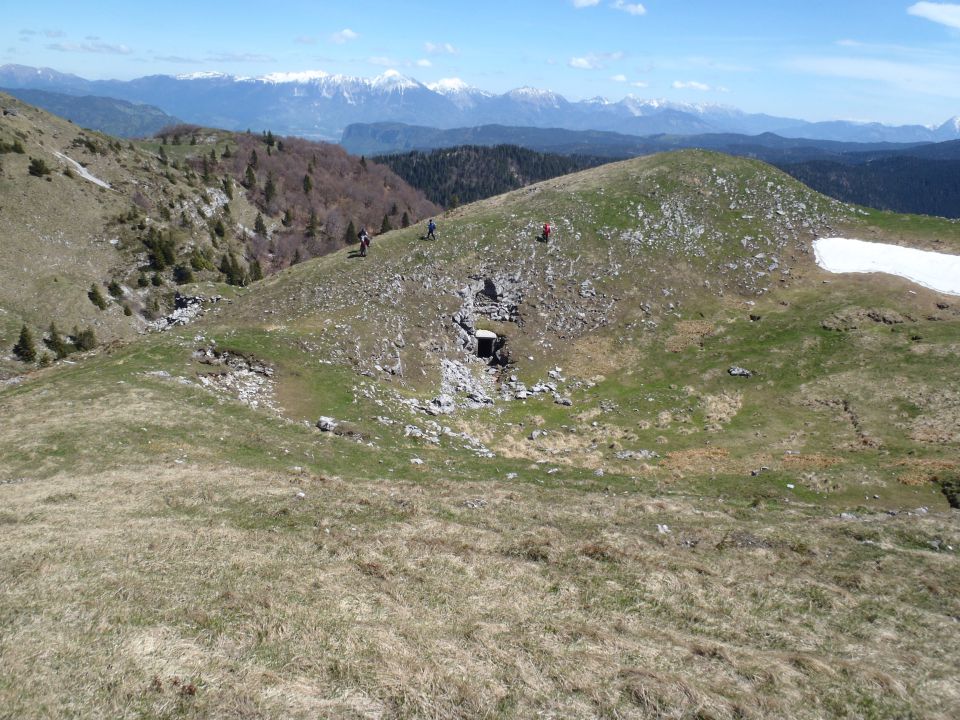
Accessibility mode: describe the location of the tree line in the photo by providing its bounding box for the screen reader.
[374,145,610,208]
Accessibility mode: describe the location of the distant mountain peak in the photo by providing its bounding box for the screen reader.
[507,86,564,105]
[371,69,421,91]
[258,70,331,84]
[427,77,487,95]
[175,71,231,81]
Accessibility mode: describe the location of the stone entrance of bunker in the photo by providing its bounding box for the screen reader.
[476,329,508,365]
[476,329,498,359]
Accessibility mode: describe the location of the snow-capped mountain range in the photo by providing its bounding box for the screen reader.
[1,63,957,144]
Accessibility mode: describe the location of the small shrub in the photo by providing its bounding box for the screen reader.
[28,157,51,177]
[123,304,133,316]
[88,284,108,310]
[73,327,97,352]
[45,322,70,359]
[151,273,163,287]
[939,472,960,509]
[137,273,149,288]
[173,265,195,284]
[107,280,123,298]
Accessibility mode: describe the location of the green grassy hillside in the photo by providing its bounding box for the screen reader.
[0,95,436,379]
[1,150,958,719]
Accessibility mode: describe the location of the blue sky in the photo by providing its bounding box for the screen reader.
[4,1,960,125]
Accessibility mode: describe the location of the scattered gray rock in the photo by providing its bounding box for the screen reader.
[729,366,753,378]
[317,416,339,432]
[616,449,660,460]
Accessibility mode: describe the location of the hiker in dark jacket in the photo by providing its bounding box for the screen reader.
[426,218,437,241]
[358,226,370,256]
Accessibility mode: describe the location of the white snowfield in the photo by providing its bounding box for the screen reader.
[813,237,960,296]
[52,151,112,190]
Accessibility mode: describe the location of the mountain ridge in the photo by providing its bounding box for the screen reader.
[1,63,956,144]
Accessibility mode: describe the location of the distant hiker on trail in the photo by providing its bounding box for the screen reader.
[542,222,551,242]
[426,218,437,241]
[358,226,370,257]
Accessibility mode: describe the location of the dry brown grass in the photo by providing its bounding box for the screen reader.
[664,321,715,353]
[781,453,844,471]
[2,454,959,719]
[893,458,960,486]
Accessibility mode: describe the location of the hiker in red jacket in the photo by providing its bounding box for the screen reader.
[543,222,551,242]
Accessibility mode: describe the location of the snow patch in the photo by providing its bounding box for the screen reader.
[814,237,960,296]
[258,70,331,84]
[176,71,231,80]
[53,151,111,189]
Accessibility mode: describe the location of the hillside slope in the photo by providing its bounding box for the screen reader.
[0,95,437,376]
[1,87,182,138]
[1,151,958,719]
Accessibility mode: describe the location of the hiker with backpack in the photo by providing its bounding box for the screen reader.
[542,222,551,242]
[358,226,370,257]
[426,218,437,241]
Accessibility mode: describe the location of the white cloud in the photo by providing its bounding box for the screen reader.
[610,73,627,82]
[331,28,359,44]
[573,0,600,7]
[570,56,599,69]
[612,1,647,15]
[568,51,624,70]
[631,80,649,88]
[424,42,457,55]
[416,58,432,67]
[672,80,710,90]
[206,52,274,63]
[47,41,132,55]
[789,54,960,98]
[908,2,960,30]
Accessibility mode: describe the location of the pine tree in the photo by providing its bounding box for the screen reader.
[244,165,256,189]
[248,149,258,168]
[249,258,264,281]
[254,212,267,235]
[222,176,233,199]
[282,208,293,227]
[344,220,357,245]
[380,214,392,233]
[302,174,312,194]
[222,144,232,159]
[12,324,36,363]
[306,209,319,238]
[401,211,410,228]
[47,322,69,359]
[158,146,168,165]
[292,248,302,265]
[264,173,276,204]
